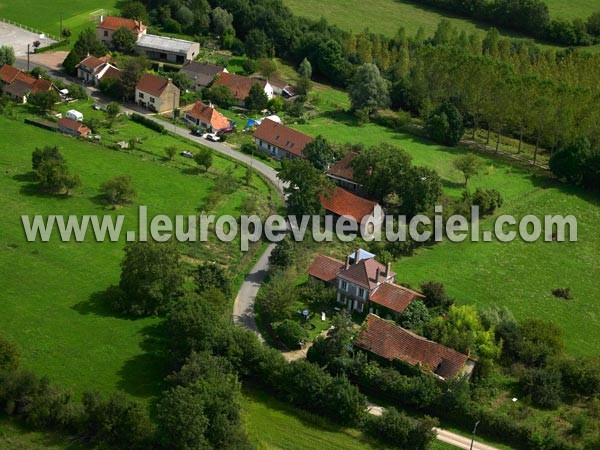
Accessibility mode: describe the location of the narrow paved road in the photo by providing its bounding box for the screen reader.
[20,56,500,449]
[139,109,503,450]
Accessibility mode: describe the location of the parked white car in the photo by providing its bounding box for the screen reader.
[203,133,220,142]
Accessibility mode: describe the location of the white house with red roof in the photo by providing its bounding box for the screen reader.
[76,55,121,86]
[308,249,424,317]
[96,16,147,47]
[253,118,313,159]
[184,101,231,133]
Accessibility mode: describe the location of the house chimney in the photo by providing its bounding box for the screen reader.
[354,249,360,264]
[345,256,350,270]
[167,78,173,84]
[386,262,392,277]
[375,267,380,285]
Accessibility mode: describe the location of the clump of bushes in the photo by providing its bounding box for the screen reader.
[274,319,308,349]
[130,113,165,133]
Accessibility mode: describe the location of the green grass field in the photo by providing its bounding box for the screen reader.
[283,0,600,52]
[0,0,118,38]
[0,114,272,398]
[292,91,600,357]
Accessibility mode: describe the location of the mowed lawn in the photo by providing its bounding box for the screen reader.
[292,96,600,357]
[0,0,117,37]
[0,115,258,398]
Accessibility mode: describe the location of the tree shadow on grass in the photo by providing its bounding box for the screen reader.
[116,322,170,403]
[442,178,466,190]
[72,287,133,320]
[13,172,71,199]
[242,384,387,449]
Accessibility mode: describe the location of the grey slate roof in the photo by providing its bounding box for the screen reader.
[180,61,225,87]
[137,34,197,56]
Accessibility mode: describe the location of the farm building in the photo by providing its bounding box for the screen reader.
[355,314,476,381]
[136,34,200,64]
[58,118,91,138]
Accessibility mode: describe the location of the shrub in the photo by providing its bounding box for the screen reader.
[274,320,308,349]
[420,280,453,309]
[130,113,165,133]
[470,188,503,215]
[0,336,20,371]
[364,407,438,450]
[520,367,563,408]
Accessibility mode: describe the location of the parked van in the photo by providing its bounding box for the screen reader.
[66,110,83,121]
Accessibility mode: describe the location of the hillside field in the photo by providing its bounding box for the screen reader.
[283,0,600,52]
[0,114,273,397]
[292,90,600,357]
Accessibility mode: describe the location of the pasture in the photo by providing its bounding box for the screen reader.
[0,114,271,397]
[292,92,600,356]
[282,0,600,52]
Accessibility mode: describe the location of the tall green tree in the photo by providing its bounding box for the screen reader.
[348,63,390,114]
[0,45,15,66]
[452,153,482,186]
[244,83,269,111]
[277,158,330,217]
[297,57,312,79]
[116,240,184,316]
[303,135,337,171]
[111,26,137,52]
[194,148,213,172]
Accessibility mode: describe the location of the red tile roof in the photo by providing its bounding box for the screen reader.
[59,118,91,135]
[321,187,377,223]
[355,315,472,380]
[212,72,267,100]
[100,65,121,81]
[77,54,111,72]
[253,119,313,158]
[308,254,344,285]
[135,73,173,97]
[97,16,146,33]
[328,151,358,182]
[337,257,393,290]
[186,102,230,130]
[370,283,424,314]
[31,77,52,94]
[0,64,22,84]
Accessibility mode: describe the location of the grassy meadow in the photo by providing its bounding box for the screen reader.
[283,0,600,52]
[0,113,273,398]
[291,90,600,357]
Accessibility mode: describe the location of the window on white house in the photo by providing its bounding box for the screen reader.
[104,31,108,37]
[150,97,155,103]
[358,288,365,298]
[139,92,144,99]
[340,281,347,291]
